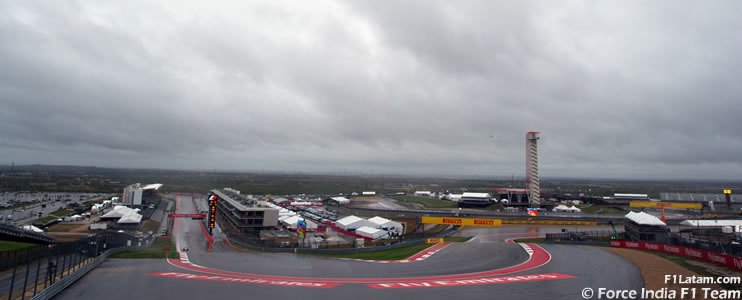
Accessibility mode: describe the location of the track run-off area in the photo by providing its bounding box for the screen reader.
[56,195,643,300]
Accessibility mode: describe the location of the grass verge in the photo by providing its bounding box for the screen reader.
[50,209,76,217]
[512,237,545,243]
[309,243,435,260]
[443,236,472,242]
[140,220,161,233]
[109,237,179,259]
[391,195,457,209]
[0,240,35,251]
[32,216,58,223]
[578,205,625,214]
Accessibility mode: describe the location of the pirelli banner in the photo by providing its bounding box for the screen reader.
[421,217,501,227]
[629,201,702,209]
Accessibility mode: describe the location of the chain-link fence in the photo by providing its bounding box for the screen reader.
[0,232,143,300]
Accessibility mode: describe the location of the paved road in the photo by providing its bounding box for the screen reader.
[56,195,643,300]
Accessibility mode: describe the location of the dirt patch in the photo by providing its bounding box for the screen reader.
[600,247,723,292]
[47,223,90,233]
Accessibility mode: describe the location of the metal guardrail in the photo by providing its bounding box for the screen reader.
[30,246,136,300]
[1,232,149,300]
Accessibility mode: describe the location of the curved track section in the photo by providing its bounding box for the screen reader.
[55,195,644,300]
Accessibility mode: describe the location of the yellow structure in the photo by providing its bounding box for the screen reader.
[421,217,502,227]
[629,201,702,209]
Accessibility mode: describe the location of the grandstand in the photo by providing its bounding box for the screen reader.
[660,192,741,203]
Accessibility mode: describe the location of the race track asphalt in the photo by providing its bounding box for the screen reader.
[55,196,643,300]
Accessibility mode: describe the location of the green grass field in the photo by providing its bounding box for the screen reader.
[392,195,458,209]
[140,220,161,233]
[578,205,625,214]
[0,241,36,251]
[50,209,75,217]
[32,215,59,223]
[2,201,41,210]
[310,243,435,260]
[109,237,179,259]
[443,236,472,242]
[511,237,545,243]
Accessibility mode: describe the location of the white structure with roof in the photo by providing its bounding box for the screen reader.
[22,225,43,233]
[552,204,570,212]
[355,226,385,239]
[361,191,376,196]
[367,216,404,233]
[625,211,666,226]
[414,191,432,197]
[445,194,463,202]
[335,215,375,230]
[118,213,143,224]
[680,220,742,227]
[100,206,139,219]
[330,197,350,204]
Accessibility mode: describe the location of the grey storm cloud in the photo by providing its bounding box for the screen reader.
[0,1,741,179]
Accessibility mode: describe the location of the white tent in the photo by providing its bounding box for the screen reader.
[552,204,571,212]
[625,211,666,226]
[446,194,463,202]
[22,225,43,233]
[330,197,350,204]
[335,215,375,230]
[100,206,140,219]
[355,226,385,239]
[568,206,582,212]
[117,213,143,224]
[65,214,83,222]
[367,216,404,233]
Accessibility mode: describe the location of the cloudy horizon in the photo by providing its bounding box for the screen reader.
[1,1,741,180]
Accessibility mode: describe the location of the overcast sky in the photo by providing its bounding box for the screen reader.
[1,1,741,180]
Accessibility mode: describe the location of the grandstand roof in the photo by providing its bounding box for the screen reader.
[117,213,142,224]
[615,193,648,198]
[22,225,43,233]
[462,192,490,198]
[625,211,666,226]
[100,206,139,219]
[680,220,742,227]
[330,197,350,204]
[142,183,163,190]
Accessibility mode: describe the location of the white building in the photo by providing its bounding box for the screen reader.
[368,216,404,234]
[414,191,432,197]
[362,191,376,196]
[355,226,385,239]
[335,215,375,230]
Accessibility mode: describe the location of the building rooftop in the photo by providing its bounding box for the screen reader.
[625,211,666,226]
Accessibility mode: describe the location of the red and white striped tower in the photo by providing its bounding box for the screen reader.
[526,132,540,208]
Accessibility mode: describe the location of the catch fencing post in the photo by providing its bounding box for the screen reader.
[7,249,19,300]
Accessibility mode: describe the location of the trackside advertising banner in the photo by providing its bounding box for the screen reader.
[610,241,742,271]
